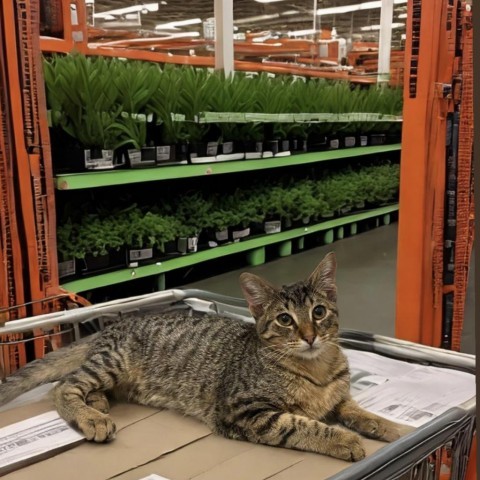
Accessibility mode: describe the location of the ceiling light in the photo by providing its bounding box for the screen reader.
[94,2,158,18]
[397,13,407,18]
[316,0,407,16]
[155,18,202,30]
[360,22,405,31]
[235,14,280,25]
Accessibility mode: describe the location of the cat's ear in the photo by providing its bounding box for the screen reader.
[307,252,337,302]
[240,272,277,319]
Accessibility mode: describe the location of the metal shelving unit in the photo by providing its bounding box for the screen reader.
[54,144,401,190]
[61,204,398,293]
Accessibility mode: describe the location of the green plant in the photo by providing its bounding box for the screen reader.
[111,113,148,150]
[176,67,217,143]
[56,220,79,261]
[44,54,125,149]
[111,60,162,114]
[72,215,125,259]
[147,64,188,145]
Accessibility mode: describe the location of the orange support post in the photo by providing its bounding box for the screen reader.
[395,0,467,347]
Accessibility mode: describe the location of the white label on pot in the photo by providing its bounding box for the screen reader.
[187,237,198,252]
[264,221,282,234]
[222,142,233,154]
[84,150,114,170]
[128,248,153,261]
[232,227,250,240]
[215,229,229,242]
[360,136,368,146]
[344,136,356,147]
[156,146,171,161]
[102,150,113,161]
[208,241,218,248]
[206,142,218,156]
[329,139,340,149]
[246,152,262,159]
[128,149,142,163]
[58,259,75,278]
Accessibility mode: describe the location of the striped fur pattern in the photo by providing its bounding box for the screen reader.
[0,253,400,461]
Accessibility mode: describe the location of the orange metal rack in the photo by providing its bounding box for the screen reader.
[395,0,474,350]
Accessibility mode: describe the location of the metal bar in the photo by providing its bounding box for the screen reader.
[214,0,234,75]
[377,0,394,83]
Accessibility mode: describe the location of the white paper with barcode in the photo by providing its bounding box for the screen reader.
[346,349,475,427]
[0,411,84,470]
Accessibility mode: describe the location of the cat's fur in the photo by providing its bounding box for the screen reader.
[0,252,400,461]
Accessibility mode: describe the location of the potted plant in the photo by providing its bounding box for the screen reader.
[73,215,125,273]
[176,67,217,163]
[56,220,78,278]
[147,64,190,164]
[43,53,126,171]
[113,113,156,168]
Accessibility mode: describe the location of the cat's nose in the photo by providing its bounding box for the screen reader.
[303,335,316,346]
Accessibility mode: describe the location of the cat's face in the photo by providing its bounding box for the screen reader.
[240,252,339,360]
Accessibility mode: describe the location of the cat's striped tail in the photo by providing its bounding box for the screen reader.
[0,340,92,407]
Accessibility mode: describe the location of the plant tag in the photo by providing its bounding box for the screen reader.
[344,136,356,147]
[156,146,171,161]
[58,259,75,278]
[128,149,142,164]
[206,142,218,156]
[128,248,153,262]
[360,135,368,146]
[264,221,281,234]
[215,230,229,242]
[222,142,233,154]
[84,149,114,170]
[329,139,340,149]
[281,140,289,151]
[187,236,198,253]
[232,227,250,241]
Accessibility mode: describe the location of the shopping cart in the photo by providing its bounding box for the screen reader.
[0,289,475,480]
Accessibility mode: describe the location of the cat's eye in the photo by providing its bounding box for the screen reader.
[313,305,327,319]
[276,313,294,327]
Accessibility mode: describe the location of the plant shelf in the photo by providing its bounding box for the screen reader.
[61,204,398,293]
[54,144,401,190]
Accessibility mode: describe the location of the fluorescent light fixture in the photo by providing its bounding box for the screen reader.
[288,29,317,37]
[316,0,407,16]
[155,18,202,30]
[94,2,158,18]
[283,10,300,16]
[235,14,280,25]
[397,13,407,18]
[360,22,405,31]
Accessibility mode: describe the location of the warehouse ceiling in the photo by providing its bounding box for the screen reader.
[90,0,408,44]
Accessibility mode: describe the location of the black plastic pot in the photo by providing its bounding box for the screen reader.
[217,141,245,161]
[189,142,218,163]
[244,141,263,159]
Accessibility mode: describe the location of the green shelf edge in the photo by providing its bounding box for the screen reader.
[54,144,401,190]
[61,204,399,293]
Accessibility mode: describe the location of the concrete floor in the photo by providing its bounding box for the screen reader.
[183,223,475,354]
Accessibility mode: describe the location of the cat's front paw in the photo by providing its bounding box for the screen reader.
[332,431,366,462]
[358,418,401,443]
[86,391,110,414]
[76,411,116,442]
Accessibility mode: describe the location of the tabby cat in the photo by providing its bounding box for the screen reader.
[0,252,400,461]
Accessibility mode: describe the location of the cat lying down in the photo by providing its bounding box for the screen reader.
[0,252,401,461]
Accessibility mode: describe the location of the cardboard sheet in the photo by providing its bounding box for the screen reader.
[0,395,410,480]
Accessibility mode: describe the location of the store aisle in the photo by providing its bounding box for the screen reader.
[182,224,475,354]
